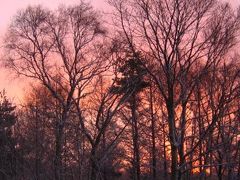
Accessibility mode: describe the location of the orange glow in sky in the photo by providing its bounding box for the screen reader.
[0,0,239,102]
[0,0,107,102]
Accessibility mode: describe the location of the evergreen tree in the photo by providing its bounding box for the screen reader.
[112,52,149,180]
[111,52,149,96]
[0,90,17,179]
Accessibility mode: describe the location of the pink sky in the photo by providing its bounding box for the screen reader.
[0,0,107,102]
[0,0,239,102]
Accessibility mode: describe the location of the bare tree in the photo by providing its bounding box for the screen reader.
[4,2,107,180]
[1,0,240,180]
[72,74,133,180]
[109,0,240,179]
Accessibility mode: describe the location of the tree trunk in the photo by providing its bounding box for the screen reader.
[90,149,97,180]
[167,98,178,180]
[150,85,157,180]
[54,122,64,180]
[217,163,223,180]
[163,127,168,179]
[35,111,40,180]
[131,94,141,180]
[170,144,178,180]
[178,104,187,180]
[54,106,70,180]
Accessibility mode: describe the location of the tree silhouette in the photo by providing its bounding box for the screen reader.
[112,52,149,180]
[0,91,17,179]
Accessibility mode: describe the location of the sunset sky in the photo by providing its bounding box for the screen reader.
[0,0,107,102]
[0,0,239,102]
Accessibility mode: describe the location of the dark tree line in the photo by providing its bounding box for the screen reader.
[1,0,240,180]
